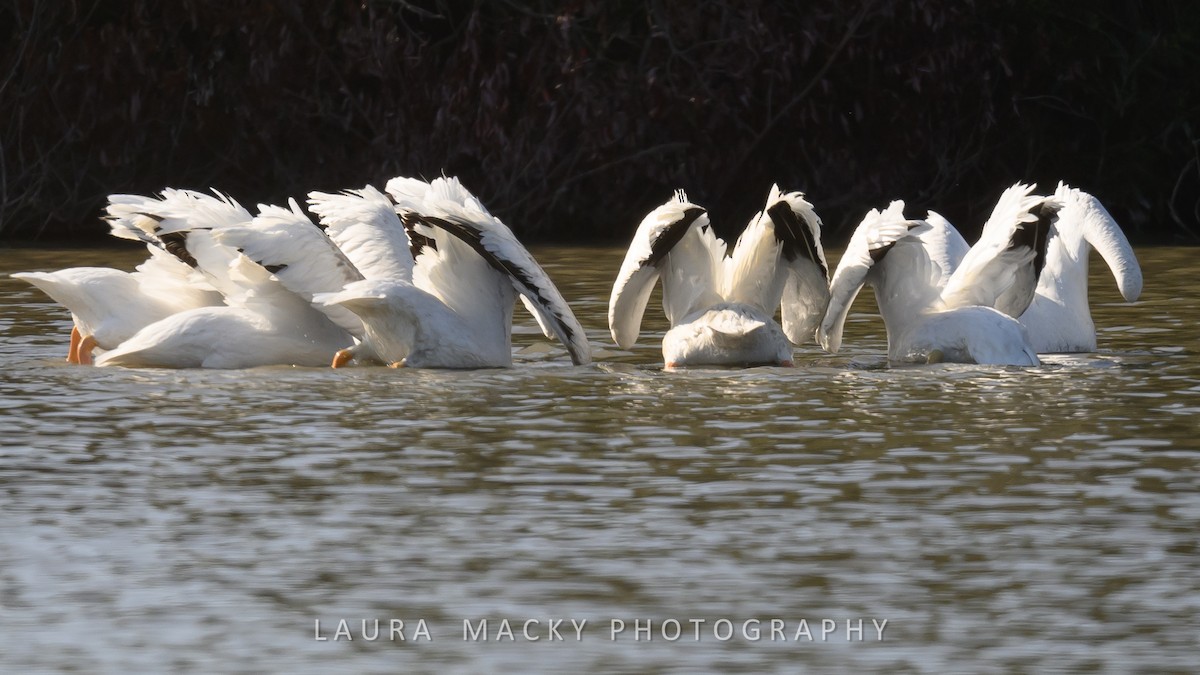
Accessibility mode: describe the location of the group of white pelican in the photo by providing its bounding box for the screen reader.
[13,176,1141,370]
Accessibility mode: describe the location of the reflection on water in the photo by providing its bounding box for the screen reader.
[1,246,1198,672]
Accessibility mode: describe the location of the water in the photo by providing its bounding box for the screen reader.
[1,246,1198,673]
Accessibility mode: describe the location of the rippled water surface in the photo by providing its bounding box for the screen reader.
[2,246,1198,673]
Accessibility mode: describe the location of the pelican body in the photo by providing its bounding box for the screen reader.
[819,183,1060,366]
[609,186,830,368]
[1017,184,1142,352]
[312,176,591,369]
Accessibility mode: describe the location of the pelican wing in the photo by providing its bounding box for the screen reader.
[215,199,364,292]
[106,189,253,299]
[724,192,784,308]
[608,190,715,349]
[1055,183,1142,302]
[105,210,165,250]
[211,199,366,335]
[133,246,223,309]
[817,202,919,353]
[942,182,1059,317]
[724,185,830,343]
[308,186,416,283]
[395,177,592,366]
[921,211,970,287]
[768,186,831,344]
[519,294,558,339]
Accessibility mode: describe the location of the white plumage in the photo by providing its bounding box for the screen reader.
[212,197,366,336]
[18,173,1138,371]
[11,254,220,364]
[307,185,416,283]
[819,183,1059,366]
[20,176,589,370]
[313,176,592,368]
[609,186,830,368]
[11,194,233,363]
[939,183,1058,316]
[93,190,356,368]
[96,256,354,368]
[1016,183,1142,352]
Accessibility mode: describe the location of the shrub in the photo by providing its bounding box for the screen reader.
[1,0,1196,243]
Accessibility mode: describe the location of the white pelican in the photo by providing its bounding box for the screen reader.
[93,190,356,368]
[897,183,1142,353]
[819,183,1060,366]
[608,186,830,368]
[11,195,232,364]
[1014,183,1142,352]
[311,176,591,368]
[12,251,220,365]
[305,184,414,367]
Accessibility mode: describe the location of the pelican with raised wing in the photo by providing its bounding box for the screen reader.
[93,191,357,368]
[1015,183,1142,352]
[819,183,1060,366]
[608,186,830,368]
[12,254,221,365]
[11,196,232,364]
[312,176,592,369]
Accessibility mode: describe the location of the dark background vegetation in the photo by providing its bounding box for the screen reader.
[2,0,1197,245]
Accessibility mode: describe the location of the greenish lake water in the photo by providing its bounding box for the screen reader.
[2,246,1198,673]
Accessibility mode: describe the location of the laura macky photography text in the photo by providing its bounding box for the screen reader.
[313,618,890,643]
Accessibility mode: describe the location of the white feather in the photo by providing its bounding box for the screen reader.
[940,182,1059,316]
[609,191,713,349]
[305,175,594,368]
[96,255,354,369]
[314,279,508,369]
[610,185,828,367]
[308,186,415,282]
[819,198,1039,366]
[818,202,915,354]
[107,189,253,299]
[212,199,365,335]
[1018,184,1142,352]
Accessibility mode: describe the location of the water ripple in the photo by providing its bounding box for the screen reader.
[1,247,1198,672]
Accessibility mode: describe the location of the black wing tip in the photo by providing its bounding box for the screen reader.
[158,231,199,268]
[546,307,582,360]
[766,201,827,278]
[868,242,894,264]
[400,212,440,259]
[406,212,538,296]
[865,220,921,265]
[410,211,583,353]
[1011,200,1059,279]
[645,206,706,268]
